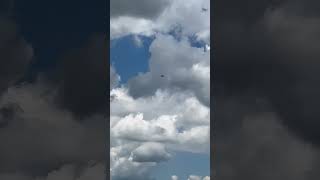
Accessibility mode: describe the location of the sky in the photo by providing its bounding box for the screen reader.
[110,0,210,179]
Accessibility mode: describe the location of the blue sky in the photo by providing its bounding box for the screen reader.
[111,34,210,179]
[111,35,153,84]
[151,152,210,179]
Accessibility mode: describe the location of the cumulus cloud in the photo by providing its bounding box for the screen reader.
[110,17,155,39]
[111,88,209,152]
[110,0,210,41]
[110,23,210,180]
[110,88,210,179]
[127,34,210,106]
[131,142,171,163]
[110,0,210,179]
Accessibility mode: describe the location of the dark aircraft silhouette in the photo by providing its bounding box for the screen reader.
[202,8,208,12]
[160,75,165,78]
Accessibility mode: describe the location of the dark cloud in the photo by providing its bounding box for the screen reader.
[214,0,320,146]
[215,112,319,180]
[214,0,320,179]
[0,16,107,179]
[0,17,33,95]
[110,0,170,19]
[0,0,14,16]
[0,82,106,176]
[56,33,108,117]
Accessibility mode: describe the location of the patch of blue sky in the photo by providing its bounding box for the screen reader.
[150,152,210,180]
[167,25,208,51]
[188,34,208,48]
[110,35,155,84]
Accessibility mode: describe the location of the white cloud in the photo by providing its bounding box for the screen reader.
[202,176,210,180]
[132,35,143,47]
[127,33,210,106]
[110,88,210,151]
[188,175,202,180]
[110,36,210,177]
[131,142,171,162]
[110,0,210,42]
[110,0,210,179]
[110,16,155,39]
[171,175,179,180]
[171,175,210,180]
[110,65,120,89]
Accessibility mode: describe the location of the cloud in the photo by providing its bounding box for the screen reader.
[0,0,14,17]
[132,35,143,47]
[110,65,120,89]
[110,0,210,179]
[202,176,210,180]
[215,112,318,180]
[110,35,210,178]
[0,162,105,180]
[111,88,209,152]
[0,2,110,180]
[171,175,210,180]
[187,175,202,180]
[110,17,155,39]
[110,0,171,19]
[127,33,210,107]
[171,175,179,180]
[213,0,320,179]
[0,81,106,175]
[0,15,107,178]
[0,16,33,95]
[214,0,320,149]
[55,33,108,117]
[113,66,212,178]
[110,0,210,40]
[131,142,171,163]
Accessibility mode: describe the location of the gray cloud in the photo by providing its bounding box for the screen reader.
[0,1,108,179]
[0,16,107,179]
[110,65,120,89]
[214,0,320,178]
[110,0,171,19]
[215,111,319,180]
[127,34,210,107]
[131,142,171,163]
[0,16,33,95]
[0,82,106,176]
[55,33,108,117]
[214,0,320,146]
